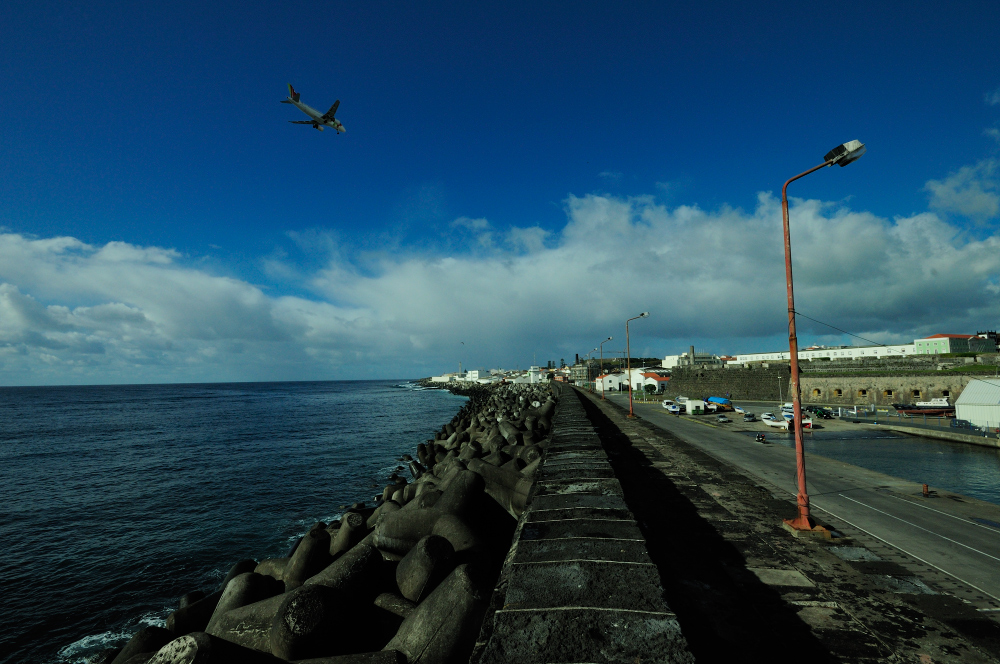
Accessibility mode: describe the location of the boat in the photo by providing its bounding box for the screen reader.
[781,411,813,428]
[761,413,789,429]
[891,397,955,416]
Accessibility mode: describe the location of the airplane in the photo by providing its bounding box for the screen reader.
[280,84,346,133]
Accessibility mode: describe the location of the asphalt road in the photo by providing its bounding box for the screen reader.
[603,392,1000,613]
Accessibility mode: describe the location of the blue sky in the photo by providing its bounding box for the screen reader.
[2,1,1000,384]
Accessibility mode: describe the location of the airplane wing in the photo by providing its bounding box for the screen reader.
[322,100,340,121]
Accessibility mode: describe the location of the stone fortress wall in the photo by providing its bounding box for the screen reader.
[661,361,991,406]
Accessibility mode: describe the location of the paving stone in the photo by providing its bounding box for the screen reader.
[520,518,643,541]
[529,493,630,512]
[525,506,634,522]
[477,608,692,664]
[512,538,654,564]
[539,466,616,480]
[533,478,623,497]
[503,560,666,611]
[748,567,816,587]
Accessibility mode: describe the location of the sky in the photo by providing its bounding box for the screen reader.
[2,1,1000,385]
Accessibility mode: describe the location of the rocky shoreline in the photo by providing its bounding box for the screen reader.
[86,382,556,664]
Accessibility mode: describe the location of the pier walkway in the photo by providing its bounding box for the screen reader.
[503,385,1000,663]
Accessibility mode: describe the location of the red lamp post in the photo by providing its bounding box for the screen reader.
[782,140,866,535]
[625,312,650,418]
[599,336,613,400]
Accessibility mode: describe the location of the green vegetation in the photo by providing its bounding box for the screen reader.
[943,364,1000,373]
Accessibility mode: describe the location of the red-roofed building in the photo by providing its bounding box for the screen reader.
[915,334,997,354]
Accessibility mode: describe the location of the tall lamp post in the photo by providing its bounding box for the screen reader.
[625,312,650,418]
[599,336,613,400]
[781,140,866,536]
[584,348,598,391]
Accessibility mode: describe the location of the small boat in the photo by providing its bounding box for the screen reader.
[761,413,789,429]
[781,411,813,428]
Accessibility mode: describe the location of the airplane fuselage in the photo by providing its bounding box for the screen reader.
[289,98,346,133]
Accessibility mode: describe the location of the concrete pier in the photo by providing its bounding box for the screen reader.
[473,388,693,663]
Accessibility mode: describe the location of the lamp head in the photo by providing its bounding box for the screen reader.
[824,140,866,167]
[607,336,613,341]
[640,312,649,318]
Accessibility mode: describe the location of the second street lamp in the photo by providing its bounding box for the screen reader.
[781,140,866,537]
[625,312,650,418]
[599,336,613,400]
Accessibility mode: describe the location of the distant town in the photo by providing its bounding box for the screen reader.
[427,331,1000,393]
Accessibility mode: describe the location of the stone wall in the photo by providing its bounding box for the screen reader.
[661,367,792,402]
[662,366,978,406]
[799,374,975,406]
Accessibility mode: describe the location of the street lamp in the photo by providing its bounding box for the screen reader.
[587,348,598,391]
[599,336,613,400]
[625,312,650,418]
[781,140,866,536]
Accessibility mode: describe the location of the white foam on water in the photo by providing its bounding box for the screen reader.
[54,608,170,663]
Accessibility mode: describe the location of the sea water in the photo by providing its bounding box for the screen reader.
[0,380,464,664]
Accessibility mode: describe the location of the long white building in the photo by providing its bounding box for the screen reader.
[736,344,915,363]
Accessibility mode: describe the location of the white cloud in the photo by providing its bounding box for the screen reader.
[451,216,490,231]
[598,171,624,182]
[4,169,1000,384]
[986,86,1000,106]
[925,160,999,223]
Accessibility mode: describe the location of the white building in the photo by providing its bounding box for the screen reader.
[955,379,1000,430]
[737,344,915,363]
[662,352,723,369]
[595,372,626,392]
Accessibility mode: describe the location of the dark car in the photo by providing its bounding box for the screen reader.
[951,419,983,432]
[742,413,756,422]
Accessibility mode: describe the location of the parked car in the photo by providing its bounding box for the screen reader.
[951,419,983,431]
[716,415,731,423]
[742,413,756,422]
[734,406,746,414]
[818,411,833,419]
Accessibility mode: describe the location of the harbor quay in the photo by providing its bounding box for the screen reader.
[80,381,1000,663]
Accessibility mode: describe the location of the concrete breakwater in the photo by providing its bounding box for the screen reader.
[83,383,556,664]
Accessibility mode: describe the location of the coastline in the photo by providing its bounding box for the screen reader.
[80,381,556,664]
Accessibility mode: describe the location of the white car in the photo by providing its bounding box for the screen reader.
[734,406,746,414]
[761,412,776,420]
[662,399,675,408]
[665,404,681,414]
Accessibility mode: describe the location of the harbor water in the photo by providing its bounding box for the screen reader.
[0,380,465,664]
[745,428,1000,506]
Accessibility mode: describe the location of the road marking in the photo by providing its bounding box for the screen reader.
[808,500,1000,605]
[883,492,1000,534]
[835,494,1000,563]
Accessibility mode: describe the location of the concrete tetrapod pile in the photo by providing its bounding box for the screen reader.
[87,383,557,664]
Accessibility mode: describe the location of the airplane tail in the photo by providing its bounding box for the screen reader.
[287,83,300,102]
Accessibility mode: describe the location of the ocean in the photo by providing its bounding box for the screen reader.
[0,380,465,664]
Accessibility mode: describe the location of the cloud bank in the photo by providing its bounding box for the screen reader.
[3,171,1000,384]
